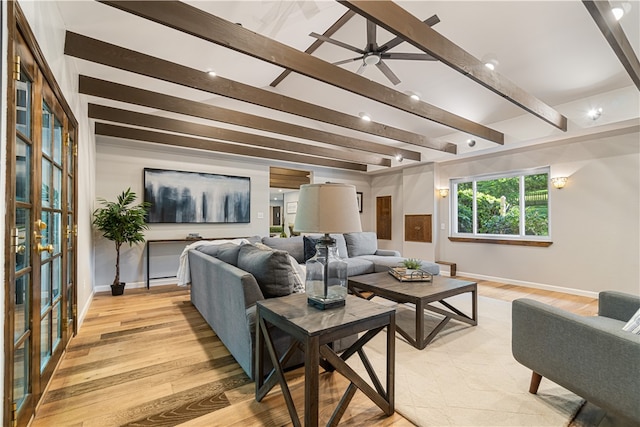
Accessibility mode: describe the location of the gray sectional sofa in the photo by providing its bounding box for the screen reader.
[188,231,439,379]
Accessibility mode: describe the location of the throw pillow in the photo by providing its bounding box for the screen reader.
[237,244,294,298]
[622,308,640,334]
[289,255,306,294]
[344,232,378,257]
[215,243,242,266]
[303,236,318,262]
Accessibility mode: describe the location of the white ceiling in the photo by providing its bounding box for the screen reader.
[56,0,640,171]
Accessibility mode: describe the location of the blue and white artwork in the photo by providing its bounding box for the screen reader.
[144,168,250,223]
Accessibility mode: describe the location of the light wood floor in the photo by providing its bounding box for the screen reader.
[30,279,598,427]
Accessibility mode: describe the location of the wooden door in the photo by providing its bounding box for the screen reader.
[376,196,392,240]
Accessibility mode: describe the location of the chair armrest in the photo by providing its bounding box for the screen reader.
[512,298,640,423]
[375,249,401,257]
[598,291,640,322]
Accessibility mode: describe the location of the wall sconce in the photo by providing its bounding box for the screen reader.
[438,188,450,198]
[551,177,568,189]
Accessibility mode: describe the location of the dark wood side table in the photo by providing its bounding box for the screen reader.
[255,293,395,427]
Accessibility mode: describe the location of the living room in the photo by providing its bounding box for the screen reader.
[2,1,639,426]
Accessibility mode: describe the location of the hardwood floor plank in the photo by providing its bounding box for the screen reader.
[31,283,597,426]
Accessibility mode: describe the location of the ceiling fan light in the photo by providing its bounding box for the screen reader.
[363,53,381,66]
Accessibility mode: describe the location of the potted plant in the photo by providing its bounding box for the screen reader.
[93,188,150,295]
[401,258,422,271]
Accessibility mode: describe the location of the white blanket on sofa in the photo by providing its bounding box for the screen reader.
[176,239,249,286]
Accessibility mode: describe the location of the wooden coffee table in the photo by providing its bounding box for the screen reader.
[348,272,477,349]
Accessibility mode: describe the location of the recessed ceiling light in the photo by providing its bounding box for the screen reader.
[467,139,476,147]
[405,91,421,101]
[612,3,631,20]
[395,154,403,162]
[206,70,217,77]
[359,112,372,122]
[588,107,603,120]
[481,54,499,71]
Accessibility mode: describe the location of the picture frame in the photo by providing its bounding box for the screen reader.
[286,201,297,214]
[144,168,250,223]
[357,192,363,213]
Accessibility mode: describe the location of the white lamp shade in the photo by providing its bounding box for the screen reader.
[294,183,362,234]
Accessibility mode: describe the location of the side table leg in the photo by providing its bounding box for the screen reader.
[304,336,320,427]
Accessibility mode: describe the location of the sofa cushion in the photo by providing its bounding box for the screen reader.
[345,257,376,276]
[237,244,294,298]
[262,236,305,264]
[215,243,243,266]
[307,234,349,259]
[344,232,378,257]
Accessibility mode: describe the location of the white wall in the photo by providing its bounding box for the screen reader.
[94,138,371,289]
[434,130,640,296]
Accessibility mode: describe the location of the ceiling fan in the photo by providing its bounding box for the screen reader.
[310,15,440,85]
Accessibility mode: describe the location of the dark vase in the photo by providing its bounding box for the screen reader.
[111,282,126,296]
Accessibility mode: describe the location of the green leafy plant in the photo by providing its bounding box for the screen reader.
[92,188,150,287]
[402,258,422,270]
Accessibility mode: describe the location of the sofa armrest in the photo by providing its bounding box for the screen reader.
[598,291,640,322]
[374,249,401,257]
[512,298,640,423]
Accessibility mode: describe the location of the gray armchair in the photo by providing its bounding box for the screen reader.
[512,291,640,424]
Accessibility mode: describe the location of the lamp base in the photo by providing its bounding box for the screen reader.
[307,297,345,310]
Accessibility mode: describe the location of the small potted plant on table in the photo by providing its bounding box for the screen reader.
[93,188,150,295]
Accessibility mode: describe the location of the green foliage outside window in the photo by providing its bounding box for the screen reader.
[455,171,549,237]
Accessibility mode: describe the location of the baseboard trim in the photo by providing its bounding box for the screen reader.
[458,271,600,299]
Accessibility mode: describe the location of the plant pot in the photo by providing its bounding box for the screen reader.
[111,282,126,296]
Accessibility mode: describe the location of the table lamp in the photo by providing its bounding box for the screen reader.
[294,183,362,309]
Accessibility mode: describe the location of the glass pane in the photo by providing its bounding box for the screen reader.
[41,314,51,371]
[53,166,62,209]
[476,177,520,235]
[40,211,51,261]
[16,73,31,138]
[16,137,31,203]
[52,302,61,352]
[54,117,63,164]
[67,286,74,323]
[14,274,30,341]
[52,212,62,254]
[525,173,549,236]
[41,262,51,311]
[456,182,473,233]
[42,102,52,156]
[16,208,30,271]
[42,158,51,208]
[52,256,61,299]
[67,215,73,248]
[13,338,30,410]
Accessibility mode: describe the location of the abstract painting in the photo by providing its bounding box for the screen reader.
[144,168,250,223]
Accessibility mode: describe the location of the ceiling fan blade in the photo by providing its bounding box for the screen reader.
[309,32,365,54]
[382,52,437,61]
[376,60,401,85]
[356,63,366,75]
[366,19,377,49]
[333,56,364,66]
[378,14,440,52]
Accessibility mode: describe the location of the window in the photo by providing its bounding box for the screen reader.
[452,167,550,241]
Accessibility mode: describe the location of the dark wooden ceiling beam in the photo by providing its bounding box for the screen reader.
[78,76,416,161]
[98,0,497,145]
[95,123,368,171]
[88,103,391,166]
[270,9,357,87]
[583,0,640,91]
[338,0,568,132]
[66,32,451,156]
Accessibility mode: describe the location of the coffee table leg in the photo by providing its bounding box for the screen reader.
[305,336,320,427]
[387,312,395,414]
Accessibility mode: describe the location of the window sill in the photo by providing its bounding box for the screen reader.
[448,237,552,247]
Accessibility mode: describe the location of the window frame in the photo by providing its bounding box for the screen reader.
[450,166,552,243]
